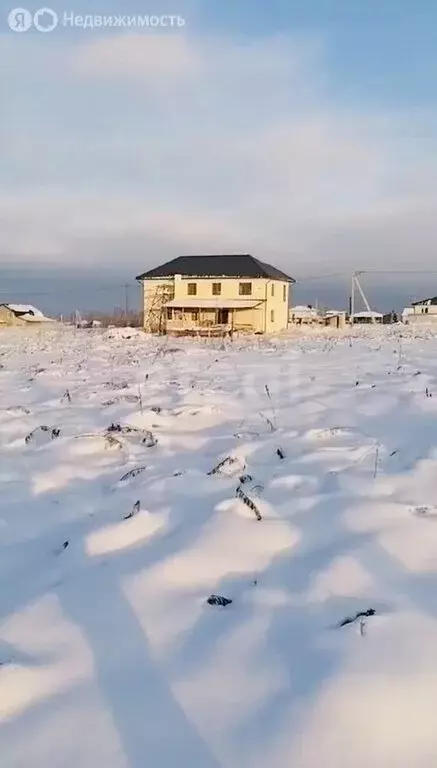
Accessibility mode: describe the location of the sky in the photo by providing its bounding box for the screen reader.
[1,0,437,313]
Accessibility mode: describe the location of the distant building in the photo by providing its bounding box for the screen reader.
[352,311,383,324]
[288,305,321,325]
[0,304,54,327]
[136,254,295,335]
[401,297,437,324]
[324,310,347,329]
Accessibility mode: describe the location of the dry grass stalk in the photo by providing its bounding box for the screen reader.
[236,485,262,521]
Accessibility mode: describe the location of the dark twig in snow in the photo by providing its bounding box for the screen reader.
[207,595,232,607]
[236,485,262,520]
[61,389,71,403]
[264,384,277,430]
[338,608,375,628]
[25,426,60,444]
[207,456,237,476]
[276,447,285,460]
[239,474,253,484]
[119,466,147,483]
[124,500,140,520]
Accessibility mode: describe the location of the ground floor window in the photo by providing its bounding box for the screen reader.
[191,310,199,321]
[166,308,172,319]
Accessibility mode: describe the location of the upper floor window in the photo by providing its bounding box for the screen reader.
[239,282,252,296]
[270,310,275,322]
[187,282,197,296]
[212,282,221,296]
[283,284,287,301]
[271,284,275,297]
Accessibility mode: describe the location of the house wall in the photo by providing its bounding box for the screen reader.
[0,307,26,326]
[141,276,291,333]
[412,305,437,315]
[264,281,290,333]
[407,308,437,324]
[141,279,174,332]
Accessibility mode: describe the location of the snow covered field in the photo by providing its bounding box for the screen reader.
[2,325,437,767]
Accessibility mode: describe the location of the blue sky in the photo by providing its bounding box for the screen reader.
[1,0,436,311]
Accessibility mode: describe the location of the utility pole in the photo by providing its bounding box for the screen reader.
[124,283,129,324]
[350,273,355,324]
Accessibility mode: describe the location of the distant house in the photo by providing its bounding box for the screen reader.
[0,304,54,327]
[324,310,347,329]
[401,297,437,324]
[136,254,295,335]
[352,311,383,324]
[288,305,321,326]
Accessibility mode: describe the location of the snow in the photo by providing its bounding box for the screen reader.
[5,304,53,322]
[6,304,44,316]
[2,324,437,766]
[290,305,318,313]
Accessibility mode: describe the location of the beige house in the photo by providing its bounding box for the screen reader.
[402,297,437,324]
[136,254,294,335]
[0,303,53,326]
[288,305,321,326]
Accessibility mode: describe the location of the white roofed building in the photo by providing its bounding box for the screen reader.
[401,297,437,324]
[0,304,54,326]
[352,310,383,324]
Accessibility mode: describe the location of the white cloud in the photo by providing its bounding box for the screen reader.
[1,32,436,276]
[73,34,200,82]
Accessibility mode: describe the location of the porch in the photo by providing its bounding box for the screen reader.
[164,298,263,335]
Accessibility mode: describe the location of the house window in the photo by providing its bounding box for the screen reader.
[212,282,221,296]
[271,284,275,297]
[166,307,173,319]
[270,310,275,322]
[283,285,287,301]
[191,311,199,321]
[239,282,252,296]
[187,283,197,296]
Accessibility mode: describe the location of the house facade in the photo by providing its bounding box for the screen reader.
[352,311,383,324]
[136,254,294,335]
[402,297,437,324]
[288,305,321,326]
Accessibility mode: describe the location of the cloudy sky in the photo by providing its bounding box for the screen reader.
[1,0,436,310]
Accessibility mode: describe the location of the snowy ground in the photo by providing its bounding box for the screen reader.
[2,325,437,767]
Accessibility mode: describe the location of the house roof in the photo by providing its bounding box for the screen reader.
[166,298,261,309]
[4,303,44,316]
[0,303,53,322]
[352,311,383,318]
[290,305,318,313]
[412,297,437,306]
[136,254,295,282]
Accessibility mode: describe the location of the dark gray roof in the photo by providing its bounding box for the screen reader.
[136,254,295,282]
[412,296,437,306]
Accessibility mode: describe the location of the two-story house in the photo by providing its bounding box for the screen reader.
[136,254,295,335]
